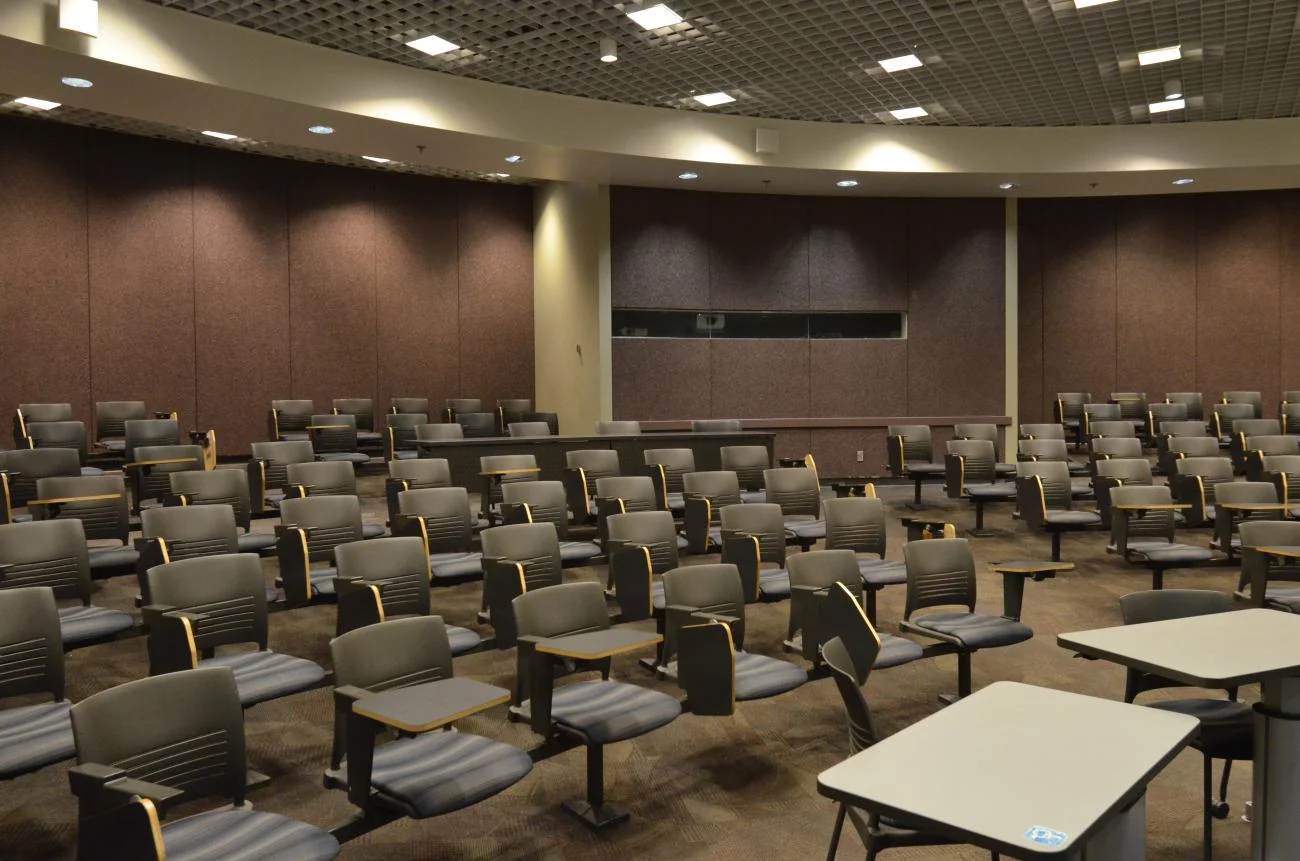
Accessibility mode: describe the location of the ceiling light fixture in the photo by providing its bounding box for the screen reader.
[890,106,928,120]
[1148,98,1185,114]
[627,4,683,30]
[678,171,699,180]
[1172,178,1195,185]
[12,97,61,110]
[58,0,99,37]
[307,125,335,135]
[362,156,391,164]
[406,34,459,56]
[1164,79,1183,99]
[1138,45,1182,66]
[694,92,736,107]
[599,37,618,63]
[61,76,93,88]
[201,130,238,140]
[836,179,859,188]
[1074,0,1120,7]
[489,172,511,179]
[999,182,1018,190]
[504,154,523,164]
[878,54,923,73]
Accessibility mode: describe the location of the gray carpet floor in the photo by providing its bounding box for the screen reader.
[0,468,1255,860]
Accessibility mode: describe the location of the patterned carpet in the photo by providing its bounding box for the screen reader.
[0,469,1254,860]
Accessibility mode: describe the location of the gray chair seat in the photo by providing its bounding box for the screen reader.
[429,552,483,580]
[160,806,339,861]
[1066,462,1090,476]
[361,522,385,539]
[1147,699,1254,756]
[202,650,326,707]
[859,558,907,586]
[785,519,826,540]
[278,432,309,442]
[905,463,945,476]
[1133,544,1214,566]
[559,540,602,563]
[994,463,1017,477]
[908,612,1033,650]
[1204,504,1217,520]
[740,490,767,504]
[676,533,690,551]
[666,492,685,513]
[88,546,141,569]
[309,568,336,596]
[58,605,133,645]
[446,625,482,656]
[0,700,74,777]
[1261,586,1300,611]
[1043,510,1101,527]
[875,634,925,670]
[265,489,286,507]
[733,651,808,701]
[364,730,532,819]
[79,466,104,477]
[100,440,125,453]
[393,450,419,460]
[317,452,371,465]
[11,514,32,523]
[652,581,666,610]
[237,531,278,553]
[549,679,681,745]
[965,483,1017,500]
[357,431,383,443]
[759,568,790,597]
[1070,479,1095,497]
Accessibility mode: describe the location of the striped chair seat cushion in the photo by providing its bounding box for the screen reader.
[366,730,532,819]
[784,519,826,540]
[675,533,689,551]
[202,651,326,707]
[361,522,386,539]
[309,569,336,596]
[550,680,681,745]
[875,634,925,670]
[666,493,685,512]
[357,431,383,443]
[429,552,483,580]
[759,569,791,598]
[162,807,339,861]
[393,450,419,460]
[910,612,1033,650]
[559,541,602,563]
[80,466,105,477]
[59,605,133,645]
[739,490,767,504]
[278,432,309,442]
[317,453,371,465]
[445,625,482,656]
[733,652,807,701]
[858,558,907,587]
[236,532,277,554]
[88,547,140,570]
[0,700,74,778]
[100,440,126,452]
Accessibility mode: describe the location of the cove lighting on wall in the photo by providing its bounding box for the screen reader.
[59,0,99,37]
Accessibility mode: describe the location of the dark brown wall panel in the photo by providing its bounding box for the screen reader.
[287,164,377,408]
[811,429,883,480]
[807,198,909,310]
[809,340,908,417]
[88,136,197,428]
[1115,197,1197,398]
[708,194,809,310]
[0,118,91,436]
[774,430,812,463]
[374,174,460,416]
[611,187,710,309]
[907,199,1005,415]
[1017,213,1046,424]
[1279,192,1300,391]
[458,184,535,407]
[612,339,711,420]
[192,149,290,455]
[1195,194,1280,408]
[710,339,810,419]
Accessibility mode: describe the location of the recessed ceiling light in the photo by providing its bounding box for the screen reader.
[836,179,859,188]
[1138,45,1182,66]
[504,154,523,164]
[12,97,61,110]
[878,54,923,73]
[999,182,1018,190]
[307,125,334,135]
[694,92,736,107]
[1074,0,1120,7]
[1148,98,1185,114]
[890,106,928,120]
[1172,178,1195,185]
[362,155,391,164]
[406,34,459,57]
[201,130,238,140]
[599,37,618,63]
[60,76,93,89]
[627,4,682,30]
[678,171,699,180]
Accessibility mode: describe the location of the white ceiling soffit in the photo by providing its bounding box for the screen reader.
[2,0,1300,197]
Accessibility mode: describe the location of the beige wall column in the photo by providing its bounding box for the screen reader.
[534,181,612,434]
[1004,197,1019,457]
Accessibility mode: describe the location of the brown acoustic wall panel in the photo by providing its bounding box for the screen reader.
[1279,192,1300,390]
[708,193,809,310]
[710,339,811,419]
[611,186,710,309]
[807,197,909,310]
[809,340,908,417]
[374,174,460,416]
[774,430,813,463]
[1017,211,1046,423]
[906,199,1005,415]
[1115,197,1197,398]
[0,118,91,435]
[88,136,197,429]
[811,428,885,480]
[1195,193,1280,409]
[192,149,290,455]
[287,164,378,408]
[612,339,711,421]
[1035,199,1118,407]
[457,183,534,408]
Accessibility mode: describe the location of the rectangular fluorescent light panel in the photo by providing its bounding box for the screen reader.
[879,54,923,73]
[59,0,99,37]
[201,130,238,140]
[890,106,928,120]
[406,34,459,56]
[628,4,683,30]
[1138,45,1182,66]
[362,156,391,163]
[1074,0,1120,7]
[1148,98,1186,113]
[13,97,61,110]
[694,91,736,107]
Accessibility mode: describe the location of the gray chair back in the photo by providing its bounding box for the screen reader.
[0,519,91,604]
[389,458,451,489]
[764,467,821,518]
[1213,403,1255,438]
[481,454,539,505]
[1223,391,1263,419]
[1015,461,1074,511]
[886,424,934,461]
[692,419,742,433]
[1216,481,1278,507]
[1017,438,1070,463]
[335,537,431,619]
[1283,403,1300,435]
[643,448,695,495]
[662,563,747,648]
[310,413,358,454]
[788,549,862,596]
[503,481,571,535]
[1054,393,1090,423]
[1110,392,1147,421]
[250,440,315,491]
[279,495,363,559]
[415,423,464,442]
[720,502,786,566]
[1096,458,1152,485]
[146,554,268,651]
[595,475,659,512]
[390,397,430,416]
[508,421,552,437]
[287,460,357,497]
[566,449,621,483]
[123,419,180,463]
[271,400,314,437]
[1169,436,1220,459]
[32,475,130,545]
[445,398,482,416]
[0,587,64,702]
[947,439,998,484]
[1083,404,1121,430]
[1165,392,1204,420]
[385,413,427,454]
[94,401,147,443]
[607,510,679,573]
[1248,435,1300,457]
[1146,402,1187,433]
[130,444,204,503]
[24,421,90,465]
[823,497,888,558]
[498,399,533,431]
[480,522,563,592]
[0,447,82,508]
[17,402,73,434]
[954,423,1002,459]
[331,615,453,693]
[1019,423,1065,440]
[141,505,239,561]
[720,445,770,490]
[683,471,742,508]
[596,420,641,435]
[398,487,473,552]
[902,538,976,619]
[1109,485,1177,549]
[170,469,253,531]
[1161,420,1209,438]
[1092,437,1143,459]
[333,398,375,432]
[513,580,609,641]
[456,412,497,438]
[1089,420,1135,439]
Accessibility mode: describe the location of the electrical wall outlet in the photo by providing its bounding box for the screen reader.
[856,450,864,462]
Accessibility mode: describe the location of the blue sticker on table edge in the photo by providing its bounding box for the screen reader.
[1025,825,1068,846]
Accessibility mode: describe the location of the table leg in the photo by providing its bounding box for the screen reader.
[1077,793,1145,860]
[1001,574,1026,622]
[1252,676,1300,860]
